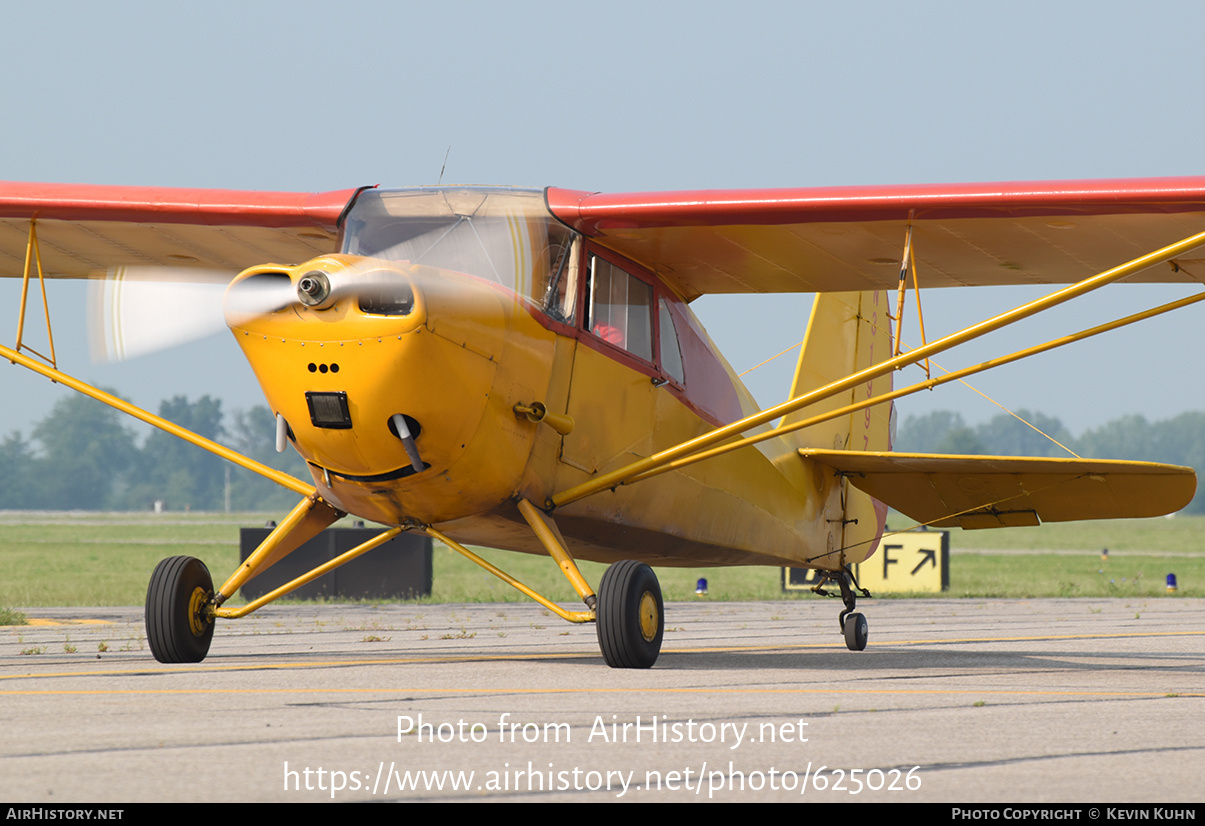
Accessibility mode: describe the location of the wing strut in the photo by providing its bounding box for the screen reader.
[0,341,316,496]
[890,218,932,376]
[13,218,56,368]
[891,218,912,357]
[550,226,1205,508]
[908,228,931,377]
[598,290,1205,489]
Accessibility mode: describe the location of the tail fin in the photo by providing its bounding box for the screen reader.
[783,290,895,563]
[780,290,895,453]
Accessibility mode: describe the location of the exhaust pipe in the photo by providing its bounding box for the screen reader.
[275,413,289,453]
[390,414,424,473]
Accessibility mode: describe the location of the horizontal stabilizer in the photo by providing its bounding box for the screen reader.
[799,449,1196,529]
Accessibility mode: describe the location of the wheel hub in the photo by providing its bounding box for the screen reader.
[638,591,659,642]
[187,586,210,638]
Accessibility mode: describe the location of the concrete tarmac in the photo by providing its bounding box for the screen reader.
[1,598,1203,803]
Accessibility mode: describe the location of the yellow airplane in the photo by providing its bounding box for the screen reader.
[1,177,1201,668]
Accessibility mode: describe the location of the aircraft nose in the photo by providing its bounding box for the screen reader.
[224,257,423,326]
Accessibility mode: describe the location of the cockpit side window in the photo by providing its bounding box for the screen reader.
[586,254,653,362]
[658,298,686,385]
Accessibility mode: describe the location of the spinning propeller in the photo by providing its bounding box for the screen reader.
[88,268,233,363]
[87,260,414,363]
[85,218,483,364]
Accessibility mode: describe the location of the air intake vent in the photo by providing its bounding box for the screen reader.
[306,391,352,429]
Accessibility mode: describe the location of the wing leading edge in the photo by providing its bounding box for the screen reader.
[0,181,369,279]
[801,449,1197,530]
[10,177,1205,293]
[547,177,1205,300]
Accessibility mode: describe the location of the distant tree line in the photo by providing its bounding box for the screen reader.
[0,392,308,512]
[4,393,1204,514]
[896,409,1205,513]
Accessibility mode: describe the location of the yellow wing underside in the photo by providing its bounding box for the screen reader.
[547,178,1205,299]
[801,449,1197,530]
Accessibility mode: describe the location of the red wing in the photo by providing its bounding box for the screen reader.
[0,181,368,278]
[11,177,1205,293]
[548,177,1205,300]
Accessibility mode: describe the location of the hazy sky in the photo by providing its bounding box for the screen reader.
[4,0,1205,444]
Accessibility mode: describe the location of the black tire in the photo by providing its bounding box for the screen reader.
[145,556,215,663]
[844,611,868,651]
[596,560,663,669]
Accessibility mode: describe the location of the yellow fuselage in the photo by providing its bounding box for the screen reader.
[229,255,878,572]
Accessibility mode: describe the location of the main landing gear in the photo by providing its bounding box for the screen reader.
[141,498,670,668]
[145,556,215,663]
[508,499,666,669]
[596,560,665,669]
[432,509,667,670]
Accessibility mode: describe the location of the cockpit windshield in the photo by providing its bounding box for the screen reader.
[341,187,579,323]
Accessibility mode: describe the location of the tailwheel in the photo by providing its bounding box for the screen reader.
[843,612,868,651]
[837,567,870,651]
[145,556,215,663]
[596,560,664,669]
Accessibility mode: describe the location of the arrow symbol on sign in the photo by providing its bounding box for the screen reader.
[911,548,937,575]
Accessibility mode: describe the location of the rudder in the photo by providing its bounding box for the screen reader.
[782,290,895,563]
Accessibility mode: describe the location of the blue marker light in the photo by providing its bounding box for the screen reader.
[695,578,708,596]
[1166,573,1178,593]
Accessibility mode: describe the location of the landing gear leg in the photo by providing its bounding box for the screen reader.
[837,569,868,652]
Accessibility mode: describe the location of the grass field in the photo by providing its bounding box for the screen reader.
[0,511,1201,615]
